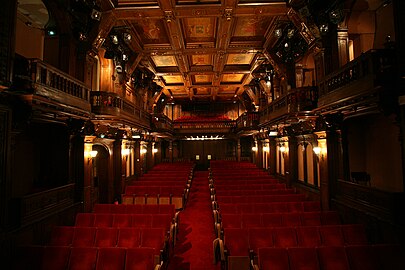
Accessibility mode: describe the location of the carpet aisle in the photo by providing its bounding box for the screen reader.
[167,171,221,270]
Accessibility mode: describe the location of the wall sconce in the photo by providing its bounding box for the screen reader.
[252,146,258,152]
[122,148,130,156]
[152,148,158,153]
[263,146,270,152]
[140,148,147,155]
[85,150,98,164]
[313,146,321,155]
[279,145,286,153]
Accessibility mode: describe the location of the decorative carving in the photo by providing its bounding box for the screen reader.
[223,8,233,21]
[164,11,175,23]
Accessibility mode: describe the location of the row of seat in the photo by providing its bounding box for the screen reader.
[93,203,176,216]
[210,183,287,190]
[254,245,405,270]
[14,246,160,270]
[121,193,185,209]
[215,201,321,214]
[49,226,170,251]
[75,213,174,229]
[215,212,342,236]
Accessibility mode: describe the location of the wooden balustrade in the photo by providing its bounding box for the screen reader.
[318,49,395,107]
[90,91,151,127]
[20,183,75,225]
[152,114,173,131]
[260,86,317,124]
[236,112,259,129]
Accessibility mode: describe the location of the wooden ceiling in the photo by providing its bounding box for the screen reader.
[95,0,293,103]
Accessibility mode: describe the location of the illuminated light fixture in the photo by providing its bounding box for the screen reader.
[153,148,158,153]
[140,148,147,154]
[263,146,270,152]
[319,23,329,34]
[123,33,131,42]
[274,28,282,38]
[90,150,98,158]
[111,35,119,44]
[252,146,258,152]
[122,148,130,156]
[91,9,101,21]
[279,145,286,153]
[269,131,278,136]
[122,54,128,61]
[46,29,57,36]
[313,146,321,155]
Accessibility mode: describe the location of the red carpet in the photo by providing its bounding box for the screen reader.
[167,171,221,270]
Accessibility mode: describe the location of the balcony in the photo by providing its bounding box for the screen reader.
[259,86,318,125]
[317,49,395,112]
[173,116,236,134]
[91,91,151,128]
[151,114,174,135]
[235,112,259,133]
[15,58,91,120]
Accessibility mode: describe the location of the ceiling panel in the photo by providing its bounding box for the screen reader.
[132,19,170,45]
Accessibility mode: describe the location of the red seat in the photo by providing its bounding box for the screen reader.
[273,227,298,248]
[282,213,302,227]
[262,213,283,227]
[72,227,96,247]
[221,214,242,229]
[117,228,141,248]
[94,214,113,227]
[152,214,171,229]
[301,212,322,226]
[303,201,321,212]
[319,225,344,246]
[287,202,304,212]
[242,213,262,228]
[41,246,70,270]
[296,226,321,247]
[112,214,132,228]
[132,214,153,228]
[321,211,341,225]
[288,247,320,270]
[111,204,127,214]
[345,245,379,270]
[68,247,98,270]
[257,247,289,270]
[93,204,112,213]
[94,227,118,247]
[248,228,274,254]
[317,246,350,270]
[75,213,94,227]
[140,228,167,253]
[141,205,159,214]
[125,247,156,270]
[96,247,126,270]
[341,224,368,245]
[49,226,74,246]
[224,228,249,256]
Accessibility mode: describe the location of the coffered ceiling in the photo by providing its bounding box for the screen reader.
[94,0,295,103]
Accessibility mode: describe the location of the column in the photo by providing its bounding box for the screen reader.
[113,139,123,201]
[337,26,349,67]
[83,136,96,212]
[168,140,173,162]
[286,137,298,188]
[269,137,277,175]
[237,138,241,162]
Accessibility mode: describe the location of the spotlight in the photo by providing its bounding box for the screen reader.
[111,35,119,44]
[91,9,101,21]
[122,54,128,61]
[116,65,123,73]
[123,33,131,42]
[319,23,329,34]
[46,28,57,36]
[274,28,282,38]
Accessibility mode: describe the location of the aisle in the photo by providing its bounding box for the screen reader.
[167,171,221,270]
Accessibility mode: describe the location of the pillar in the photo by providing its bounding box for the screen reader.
[113,139,123,202]
[286,137,298,188]
[337,26,349,67]
[168,140,173,162]
[269,137,277,175]
[83,136,96,212]
[0,0,16,89]
[237,138,241,162]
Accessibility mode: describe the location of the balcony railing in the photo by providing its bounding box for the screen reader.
[260,86,317,124]
[20,183,75,225]
[173,117,236,130]
[236,112,259,129]
[318,49,394,105]
[27,59,91,114]
[91,91,151,127]
[152,114,173,132]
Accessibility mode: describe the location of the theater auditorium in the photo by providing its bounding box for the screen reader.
[1,0,405,269]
